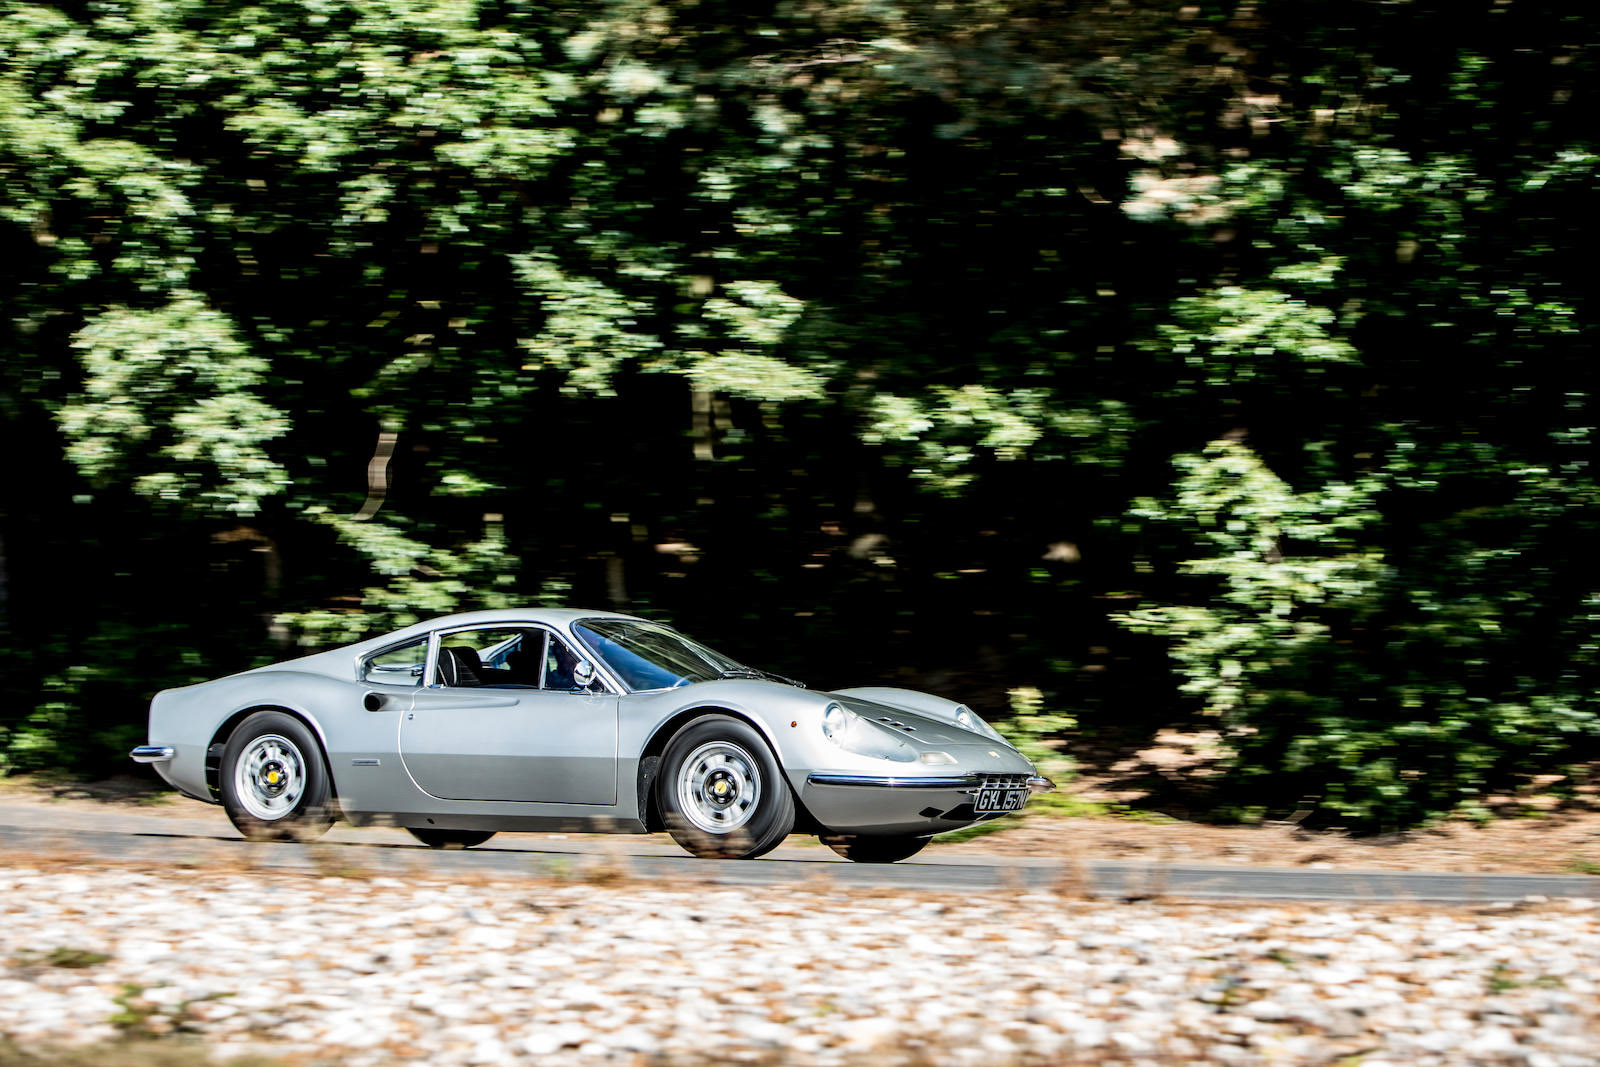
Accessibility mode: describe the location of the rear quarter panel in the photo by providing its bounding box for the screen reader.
[147,668,406,811]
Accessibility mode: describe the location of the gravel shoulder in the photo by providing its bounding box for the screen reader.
[5,774,1600,1065]
[3,860,1598,1066]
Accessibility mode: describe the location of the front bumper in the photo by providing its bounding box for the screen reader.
[130,746,175,764]
[801,772,1054,835]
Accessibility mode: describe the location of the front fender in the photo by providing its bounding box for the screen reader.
[625,682,838,823]
[632,682,825,766]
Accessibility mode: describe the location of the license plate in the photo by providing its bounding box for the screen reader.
[973,787,1028,814]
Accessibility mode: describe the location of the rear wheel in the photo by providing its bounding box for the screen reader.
[820,834,930,863]
[219,711,334,842]
[658,715,794,859]
[407,828,497,849]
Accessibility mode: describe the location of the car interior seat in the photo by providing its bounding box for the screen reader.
[437,645,484,687]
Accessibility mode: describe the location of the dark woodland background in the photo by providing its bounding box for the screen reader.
[2,0,1597,828]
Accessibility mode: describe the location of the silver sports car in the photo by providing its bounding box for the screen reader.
[132,608,1052,862]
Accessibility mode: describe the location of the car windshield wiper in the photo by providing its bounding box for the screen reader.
[719,667,807,689]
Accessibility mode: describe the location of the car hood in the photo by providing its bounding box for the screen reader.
[825,692,972,746]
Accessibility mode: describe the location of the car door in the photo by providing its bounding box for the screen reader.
[397,627,620,805]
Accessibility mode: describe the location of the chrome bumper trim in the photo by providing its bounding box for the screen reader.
[1027,776,1055,794]
[806,774,976,789]
[130,745,175,764]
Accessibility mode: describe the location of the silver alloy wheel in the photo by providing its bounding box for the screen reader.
[675,740,762,834]
[233,733,307,822]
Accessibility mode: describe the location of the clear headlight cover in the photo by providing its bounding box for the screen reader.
[953,705,1005,743]
[822,702,851,740]
[820,703,917,763]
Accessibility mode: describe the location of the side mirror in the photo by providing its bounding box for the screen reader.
[572,661,596,690]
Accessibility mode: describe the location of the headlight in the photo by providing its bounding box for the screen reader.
[819,702,915,762]
[954,705,1005,742]
[822,702,852,740]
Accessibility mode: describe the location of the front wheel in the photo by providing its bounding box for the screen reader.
[658,715,794,859]
[219,711,334,842]
[820,834,930,863]
[407,828,497,849]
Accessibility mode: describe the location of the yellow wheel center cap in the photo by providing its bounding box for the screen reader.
[713,781,729,796]
[266,771,280,784]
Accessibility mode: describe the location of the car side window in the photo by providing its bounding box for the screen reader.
[438,628,546,688]
[482,629,546,689]
[362,637,428,686]
[411,626,603,692]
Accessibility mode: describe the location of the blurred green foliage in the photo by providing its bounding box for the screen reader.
[998,686,1075,788]
[1,0,1596,827]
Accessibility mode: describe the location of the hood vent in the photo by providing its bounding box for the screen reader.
[876,716,915,732]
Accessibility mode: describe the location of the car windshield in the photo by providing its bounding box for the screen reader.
[573,619,744,691]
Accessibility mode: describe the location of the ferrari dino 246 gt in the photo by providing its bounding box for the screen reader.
[132,609,1052,862]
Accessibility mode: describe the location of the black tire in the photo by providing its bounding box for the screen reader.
[407,828,497,849]
[820,834,930,863]
[657,715,794,859]
[219,710,334,842]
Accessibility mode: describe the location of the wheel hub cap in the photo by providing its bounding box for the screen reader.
[234,734,306,822]
[676,741,761,835]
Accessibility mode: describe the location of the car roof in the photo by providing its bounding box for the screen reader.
[337,604,649,655]
[359,607,647,651]
[240,608,652,681]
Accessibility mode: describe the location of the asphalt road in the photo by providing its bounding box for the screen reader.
[2,800,1595,903]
